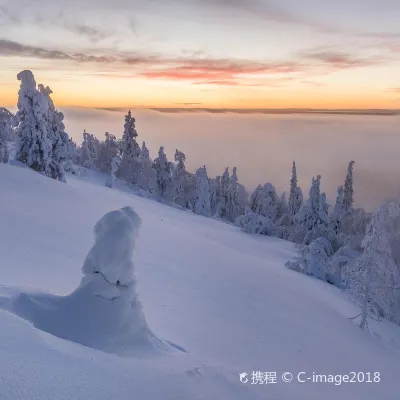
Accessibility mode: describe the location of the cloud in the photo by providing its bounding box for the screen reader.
[0,5,115,43]
[388,88,400,93]
[139,60,302,83]
[0,39,158,64]
[193,0,335,32]
[0,5,20,24]
[301,50,383,69]
[0,38,391,88]
[0,38,303,81]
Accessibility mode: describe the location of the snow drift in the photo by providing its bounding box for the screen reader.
[1,206,182,357]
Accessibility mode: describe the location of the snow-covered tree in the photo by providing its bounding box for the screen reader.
[183,172,196,210]
[138,141,157,194]
[194,166,211,216]
[209,177,219,217]
[250,183,279,221]
[105,154,121,188]
[343,202,400,330]
[225,167,246,222]
[330,161,356,239]
[319,193,329,227]
[291,176,327,244]
[98,132,119,174]
[38,84,72,164]
[170,149,187,206]
[331,185,344,234]
[0,108,13,163]
[236,210,274,235]
[118,111,141,184]
[79,130,100,170]
[343,161,355,212]
[213,168,230,219]
[302,190,337,248]
[279,192,288,216]
[153,146,171,198]
[288,161,302,216]
[15,70,52,175]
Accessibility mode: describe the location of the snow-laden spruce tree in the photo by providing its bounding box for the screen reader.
[79,130,100,170]
[343,201,400,330]
[183,171,196,210]
[291,176,324,244]
[279,192,288,216]
[303,191,337,248]
[331,185,345,234]
[319,193,329,227]
[98,132,120,174]
[38,84,72,164]
[170,149,187,206]
[288,161,302,216]
[209,177,219,217]
[118,111,141,184]
[194,166,211,216]
[330,161,356,239]
[250,183,279,222]
[15,70,52,175]
[214,168,230,219]
[138,141,157,194]
[0,108,13,163]
[153,146,172,199]
[343,160,355,212]
[226,167,246,222]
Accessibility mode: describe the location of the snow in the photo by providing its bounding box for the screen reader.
[1,162,400,399]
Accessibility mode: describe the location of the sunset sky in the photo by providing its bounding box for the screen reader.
[0,0,400,109]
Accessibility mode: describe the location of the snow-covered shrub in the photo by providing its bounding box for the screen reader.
[235,210,274,235]
[62,160,88,177]
[327,244,361,286]
[286,237,332,281]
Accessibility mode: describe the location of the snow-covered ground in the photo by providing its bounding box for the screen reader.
[1,162,399,400]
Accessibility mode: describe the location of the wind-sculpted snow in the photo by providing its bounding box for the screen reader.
[1,206,184,357]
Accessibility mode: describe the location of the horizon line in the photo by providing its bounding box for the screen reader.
[91,107,400,116]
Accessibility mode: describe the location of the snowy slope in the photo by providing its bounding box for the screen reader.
[0,162,400,400]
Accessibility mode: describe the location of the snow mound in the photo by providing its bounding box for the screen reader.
[1,207,184,357]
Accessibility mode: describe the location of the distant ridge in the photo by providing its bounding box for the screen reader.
[94,107,400,116]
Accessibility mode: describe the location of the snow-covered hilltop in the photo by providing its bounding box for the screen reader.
[1,162,400,400]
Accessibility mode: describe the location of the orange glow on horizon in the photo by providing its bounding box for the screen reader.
[0,77,398,111]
